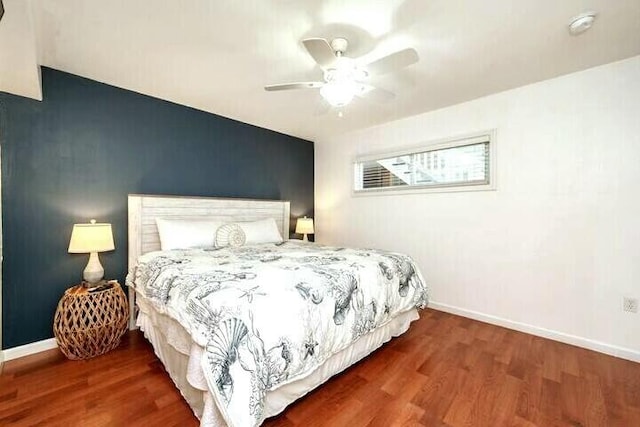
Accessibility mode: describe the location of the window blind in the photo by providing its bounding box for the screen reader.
[354,133,492,193]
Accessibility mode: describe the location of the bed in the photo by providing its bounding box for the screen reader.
[126,194,428,427]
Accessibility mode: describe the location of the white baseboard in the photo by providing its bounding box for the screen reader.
[3,304,639,364]
[429,301,640,363]
[2,338,58,361]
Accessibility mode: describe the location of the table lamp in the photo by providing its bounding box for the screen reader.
[295,216,314,242]
[68,219,115,285]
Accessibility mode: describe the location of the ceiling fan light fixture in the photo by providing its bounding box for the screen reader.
[320,80,360,107]
[320,56,367,107]
[326,57,367,82]
[265,36,412,110]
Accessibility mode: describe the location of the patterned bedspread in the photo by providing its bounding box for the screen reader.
[126,241,428,427]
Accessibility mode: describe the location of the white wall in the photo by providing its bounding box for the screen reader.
[315,55,640,360]
[0,0,42,100]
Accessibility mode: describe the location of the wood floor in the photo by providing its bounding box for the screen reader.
[1,309,639,426]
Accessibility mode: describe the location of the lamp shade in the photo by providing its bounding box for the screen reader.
[295,216,314,235]
[68,220,115,253]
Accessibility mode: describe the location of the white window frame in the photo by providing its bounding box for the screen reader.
[352,129,497,196]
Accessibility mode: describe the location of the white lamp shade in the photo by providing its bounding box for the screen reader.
[68,221,115,253]
[295,216,315,235]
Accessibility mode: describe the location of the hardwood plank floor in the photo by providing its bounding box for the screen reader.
[1,309,639,426]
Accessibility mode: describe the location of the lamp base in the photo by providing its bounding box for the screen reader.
[83,252,105,285]
[302,234,308,242]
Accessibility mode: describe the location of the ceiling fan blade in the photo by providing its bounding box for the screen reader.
[302,38,336,68]
[264,82,324,91]
[364,48,419,75]
[360,85,396,103]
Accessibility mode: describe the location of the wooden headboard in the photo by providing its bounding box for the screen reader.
[127,194,290,328]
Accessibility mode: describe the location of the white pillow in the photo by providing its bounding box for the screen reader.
[236,218,283,244]
[215,223,246,248]
[155,218,223,250]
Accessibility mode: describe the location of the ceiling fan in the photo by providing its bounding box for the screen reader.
[265,37,419,109]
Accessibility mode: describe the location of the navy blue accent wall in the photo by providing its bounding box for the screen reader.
[0,68,314,349]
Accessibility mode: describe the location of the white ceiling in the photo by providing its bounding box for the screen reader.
[2,0,639,141]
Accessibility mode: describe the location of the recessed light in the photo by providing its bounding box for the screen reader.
[568,11,597,36]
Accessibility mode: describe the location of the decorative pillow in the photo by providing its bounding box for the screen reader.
[155,218,223,250]
[215,223,246,248]
[237,218,283,244]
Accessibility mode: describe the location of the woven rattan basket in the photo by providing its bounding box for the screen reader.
[53,281,129,360]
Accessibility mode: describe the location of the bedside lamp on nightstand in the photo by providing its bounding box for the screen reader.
[56,219,126,360]
[295,216,314,242]
[68,219,115,285]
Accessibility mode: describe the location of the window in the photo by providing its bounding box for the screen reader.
[353,131,495,194]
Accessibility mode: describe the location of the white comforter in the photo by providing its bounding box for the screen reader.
[127,241,428,427]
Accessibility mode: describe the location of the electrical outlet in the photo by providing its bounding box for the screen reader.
[623,297,638,313]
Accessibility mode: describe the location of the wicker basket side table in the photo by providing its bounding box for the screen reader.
[53,281,129,360]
